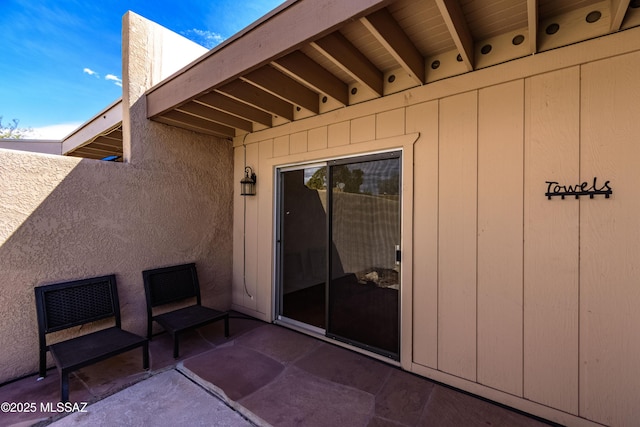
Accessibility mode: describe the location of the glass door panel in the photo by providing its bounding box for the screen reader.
[278,166,328,329]
[327,152,401,358]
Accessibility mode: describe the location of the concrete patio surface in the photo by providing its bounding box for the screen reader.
[47,370,251,427]
[0,314,556,427]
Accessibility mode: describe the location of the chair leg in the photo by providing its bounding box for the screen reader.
[39,349,47,378]
[60,371,69,403]
[173,334,180,359]
[142,342,150,370]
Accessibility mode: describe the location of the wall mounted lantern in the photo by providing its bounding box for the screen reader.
[241,166,257,196]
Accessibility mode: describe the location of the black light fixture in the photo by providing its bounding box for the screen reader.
[241,166,257,196]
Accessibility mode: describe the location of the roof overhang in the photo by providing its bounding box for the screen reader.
[146,0,640,139]
[63,99,123,161]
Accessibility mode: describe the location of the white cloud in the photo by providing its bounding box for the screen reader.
[105,74,122,87]
[26,123,82,140]
[182,29,225,49]
[83,68,99,77]
[83,69,122,86]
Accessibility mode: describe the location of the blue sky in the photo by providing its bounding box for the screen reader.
[0,0,284,139]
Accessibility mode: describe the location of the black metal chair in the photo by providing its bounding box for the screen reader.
[34,275,149,402]
[142,263,229,358]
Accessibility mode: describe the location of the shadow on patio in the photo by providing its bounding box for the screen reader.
[0,313,556,427]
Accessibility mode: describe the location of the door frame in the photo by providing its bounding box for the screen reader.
[260,133,418,368]
[274,149,404,360]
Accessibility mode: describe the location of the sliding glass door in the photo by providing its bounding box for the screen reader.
[277,152,401,359]
[278,165,328,330]
[327,153,401,357]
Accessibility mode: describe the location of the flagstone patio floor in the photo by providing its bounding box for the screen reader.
[0,314,556,427]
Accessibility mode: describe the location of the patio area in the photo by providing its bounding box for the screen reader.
[0,314,555,427]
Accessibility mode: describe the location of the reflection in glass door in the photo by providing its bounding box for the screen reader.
[277,152,401,359]
[278,165,328,330]
[327,153,401,358]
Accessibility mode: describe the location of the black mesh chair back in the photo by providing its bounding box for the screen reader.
[35,276,121,334]
[143,263,201,307]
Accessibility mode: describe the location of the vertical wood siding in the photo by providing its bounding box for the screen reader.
[477,80,524,396]
[523,67,580,414]
[437,91,478,381]
[233,40,640,426]
[579,51,640,426]
[410,100,439,369]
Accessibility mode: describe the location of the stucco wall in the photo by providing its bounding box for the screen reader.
[232,27,640,427]
[0,13,233,383]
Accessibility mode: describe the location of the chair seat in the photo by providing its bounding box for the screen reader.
[50,327,148,372]
[153,305,228,335]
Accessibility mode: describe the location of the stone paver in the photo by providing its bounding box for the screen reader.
[239,366,374,427]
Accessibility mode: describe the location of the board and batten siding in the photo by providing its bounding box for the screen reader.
[437,91,478,382]
[477,80,524,397]
[524,67,580,414]
[579,51,640,426]
[233,30,640,426]
[412,59,640,425]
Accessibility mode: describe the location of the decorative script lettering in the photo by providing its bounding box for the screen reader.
[545,177,612,200]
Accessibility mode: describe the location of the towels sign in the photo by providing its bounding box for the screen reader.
[545,177,612,200]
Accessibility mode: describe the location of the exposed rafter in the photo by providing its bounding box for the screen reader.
[241,65,320,114]
[360,7,425,85]
[177,102,253,133]
[434,0,474,71]
[311,32,384,96]
[65,128,124,160]
[527,0,538,54]
[63,99,122,158]
[195,92,272,128]
[156,110,236,138]
[611,0,631,31]
[140,0,640,146]
[146,0,391,118]
[218,80,294,121]
[272,51,350,106]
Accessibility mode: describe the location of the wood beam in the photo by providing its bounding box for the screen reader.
[435,0,474,71]
[177,101,253,133]
[99,134,122,143]
[311,32,384,96]
[527,0,538,54]
[147,0,392,118]
[91,127,122,143]
[218,80,294,121]
[272,51,349,106]
[87,139,122,150]
[67,137,122,154]
[68,151,109,160]
[611,0,631,31]
[153,116,234,139]
[70,146,122,157]
[196,92,272,127]
[154,117,232,139]
[158,110,236,137]
[360,8,425,85]
[241,65,320,114]
[106,128,123,139]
